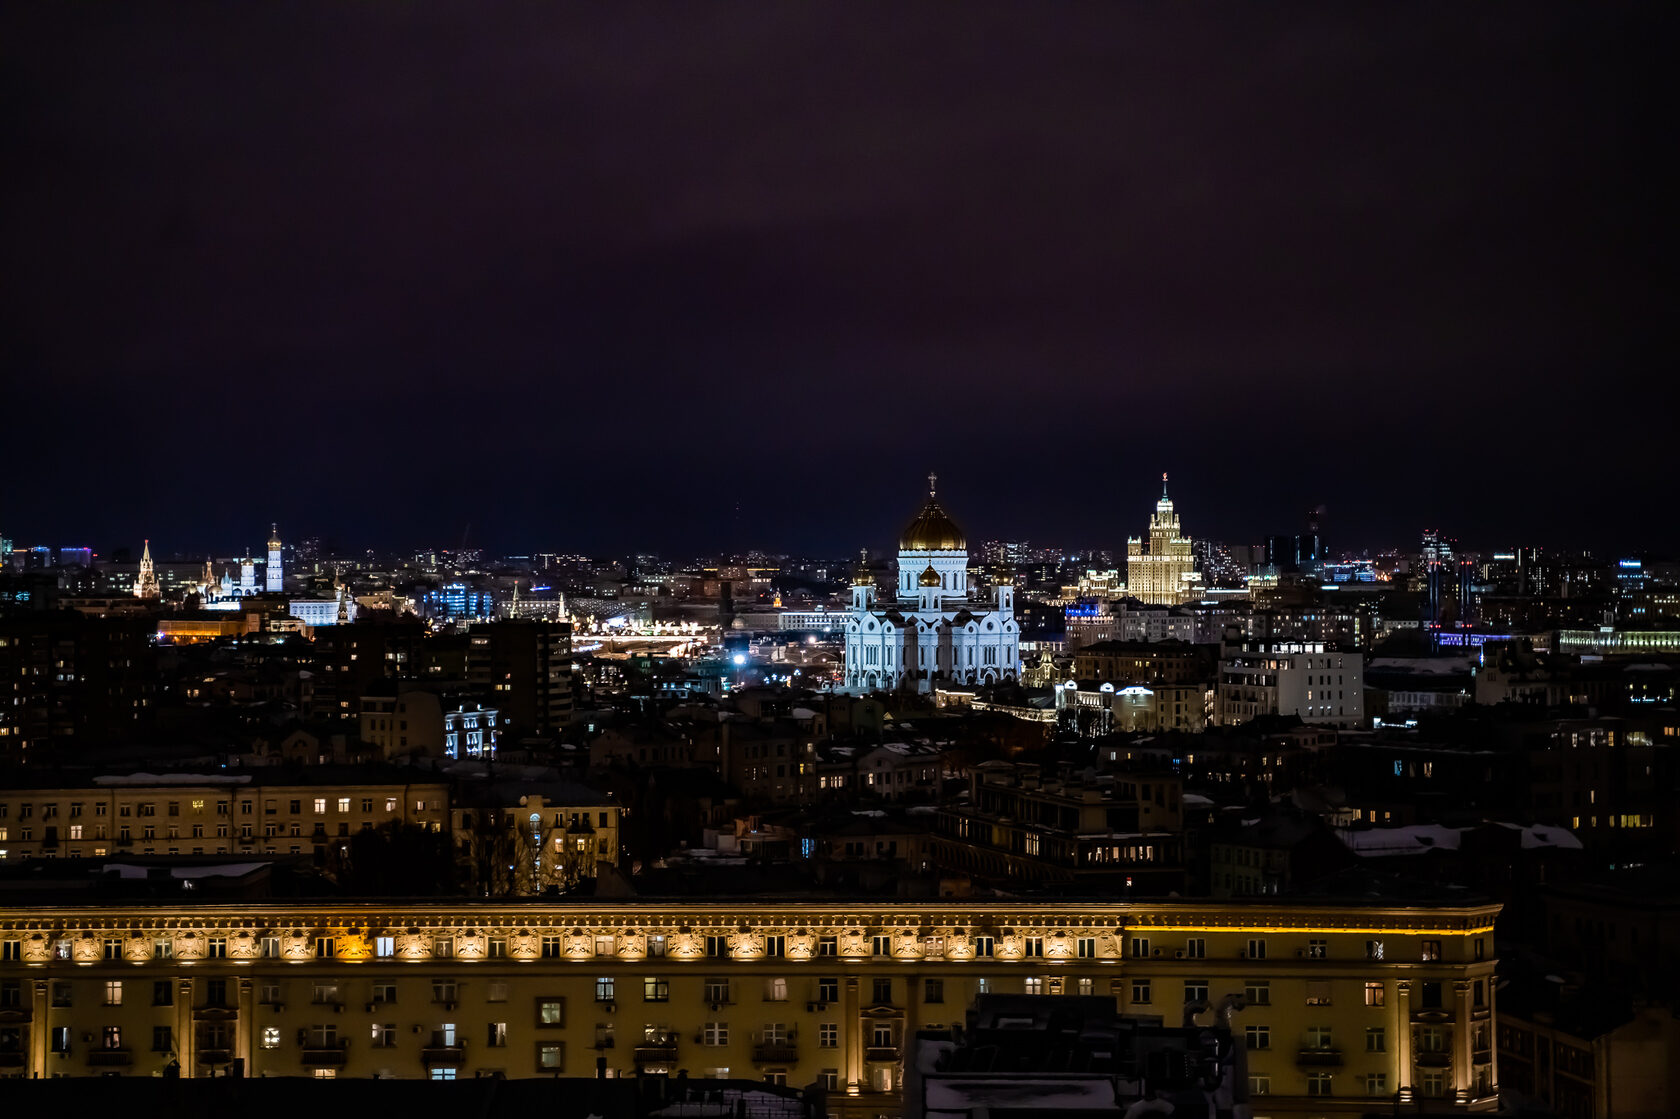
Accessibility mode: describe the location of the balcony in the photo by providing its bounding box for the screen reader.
[634,1040,680,1065]
[196,1048,232,1066]
[421,1043,466,1067]
[1473,1046,1492,1064]
[0,1051,27,1069]
[87,1048,133,1067]
[301,1041,350,1066]
[1415,1050,1452,1068]
[752,1042,799,1064]
[1295,1048,1343,1067]
[864,1046,899,1063]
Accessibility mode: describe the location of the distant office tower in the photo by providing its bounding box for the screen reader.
[467,620,575,734]
[1126,474,1199,605]
[266,523,283,592]
[132,539,160,599]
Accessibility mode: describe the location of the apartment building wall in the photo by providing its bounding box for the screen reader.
[0,781,451,861]
[0,900,1498,1115]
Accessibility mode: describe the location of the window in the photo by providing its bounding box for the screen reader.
[1184,937,1205,959]
[974,936,994,958]
[1307,938,1327,959]
[51,1027,71,1053]
[817,935,837,956]
[101,1026,123,1050]
[261,1027,280,1050]
[371,1023,396,1048]
[646,935,666,958]
[487,1021,508,1048]
[1420,1070,1446,1098]
[1420,981,1443,1010]
[312,982,341,1005]
[487,981,509,1003]
[1023,936,1044,957]
[537,998,565,1026]
[1307,1026,1334,1051]
[1366,1027,1386,1052]
[643,978,669,1003]
[258,982,280,1005]
[1246,1025,1269,1050]
[537,1042,564,1071]
[701,1022,728,1046]
[872,1023,895,1047]
[152,981,173,1007]
[1418,1025,1446,1053]
[1421,938,1442,962]
[103,981,122,1006]
[433,937,454,958]
[489,938,507,959]
[1365,939,1384,961]
[1365,1072,1388,1096]
[1129,937,1150,958]
[1307,1072,1333,1097]
[1249,1075,1271,1095]
[103,938,122,960]
[313,798,326,814]
[315,937,335,958]
[1023,976,1043,996]
[1245,938,1266,959]
[1131,979,1151,1004]
[1474,937,1485,961]
[432,980,457,1005]
[375,936,394,958]
[541,935,561,959]
[1305,981,1332,1006]
[820,1069,840,1090]
[817,978,839,1003]
[0,941,17,962]
[595,977,615,1003]
[1076,978,1094,996]
[764,977,788,1002]
[206,936,226,959]
[1184,980,1208,1004]
[1076,937,1095,958]
[372,982,396,1005]
[51,982,71,1008]
[1244,981,1269,1006]
[765,935,785,957]
[705,935,726,958]
[593,935,614,957]
[313,1069,336,1080]
[924,979,944,1004]
[872,978,894,1005]
[704,979,730,1005]
[1364,981,1385,1007]
[872,935,891,957]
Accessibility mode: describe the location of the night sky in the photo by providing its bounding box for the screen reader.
[2,6,1668,560]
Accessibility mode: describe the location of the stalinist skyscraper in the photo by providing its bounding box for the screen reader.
[1126,474,1199,605]
[266,524,284,592]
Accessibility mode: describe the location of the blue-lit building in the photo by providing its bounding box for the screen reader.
[421,582,496,621]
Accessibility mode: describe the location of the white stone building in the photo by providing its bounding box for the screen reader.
[842,477,1020,693]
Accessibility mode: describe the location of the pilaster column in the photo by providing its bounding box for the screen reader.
[1453,980,1473,1103]
[238,976,255,1075]
[30,978,49,1078]
[177,978,194,1075]
[1395,980,1412,1100]
[845,975,862,1096]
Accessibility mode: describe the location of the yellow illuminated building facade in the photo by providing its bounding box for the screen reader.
[0,899,1499,1115]
[1126,474,1200,605]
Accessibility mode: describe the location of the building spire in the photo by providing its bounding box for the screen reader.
[928,472,937,498]
[1162,472,1169,500]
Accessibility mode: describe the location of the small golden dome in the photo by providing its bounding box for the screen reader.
[918,564,942,588]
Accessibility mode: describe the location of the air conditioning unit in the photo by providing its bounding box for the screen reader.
[365,1003,376,1013]
[805,1001,817,1012]
[444,1001,457,1011]
[412,1025,423,1035]
[709,1002,721,1012]
[1174,950,1184,959]
[603,1001,616,1012]
[1152,949,1161,957]
[332,1004,344,1014]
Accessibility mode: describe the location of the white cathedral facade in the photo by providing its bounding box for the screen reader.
[842,477,1021,694]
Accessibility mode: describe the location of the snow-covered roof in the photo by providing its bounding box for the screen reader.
[103,862,270,880]
[93,772,252,786]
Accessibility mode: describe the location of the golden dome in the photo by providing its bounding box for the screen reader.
[900,474,966,551]
[918,563,942,588]
[851,549,874,585]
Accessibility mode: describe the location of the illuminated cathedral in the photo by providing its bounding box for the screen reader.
[842,476,1020,694]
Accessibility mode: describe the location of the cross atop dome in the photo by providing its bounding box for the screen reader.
[928,471,937,498]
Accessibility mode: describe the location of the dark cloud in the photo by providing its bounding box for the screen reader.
[1,5,1668,558]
